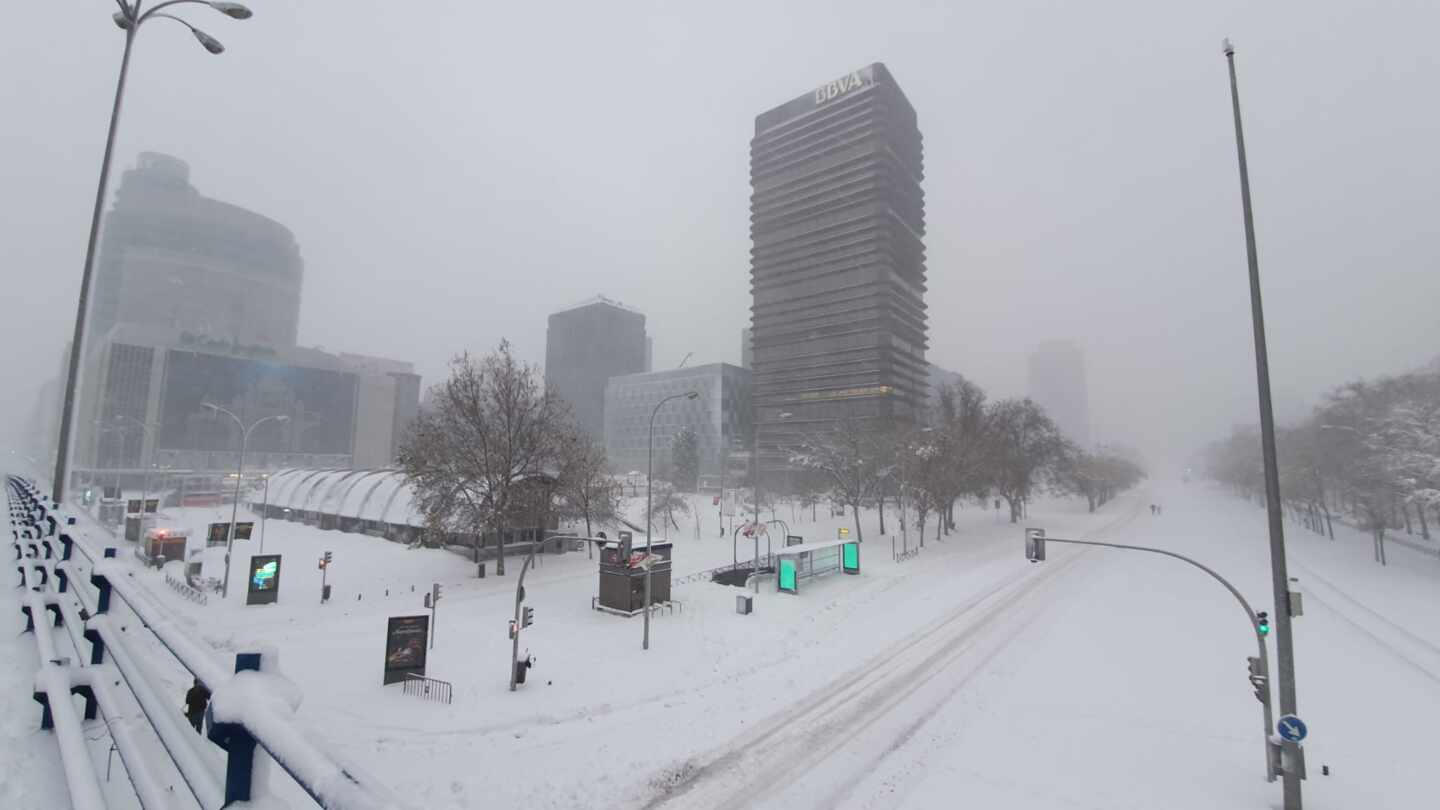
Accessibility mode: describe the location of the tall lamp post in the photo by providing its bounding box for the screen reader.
[1224,39,1303,809]
[205,403,287,599]
[49,1,254,507]
[644,390,699,650]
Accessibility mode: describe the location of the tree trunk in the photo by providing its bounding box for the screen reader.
[1323,505,1334,540]
[1417,503,1430,541]
[496,525,506,575]
[1402,501,1414,535]
[852,504,864,543]
[878,493,887,535]
[1087,494,1096,513]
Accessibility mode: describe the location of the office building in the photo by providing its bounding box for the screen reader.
[740,328,753,370]
[73,325,420,486]
[546,296,648,439]
[603,363,752,482]
[1027,340,1091,448]
[91,152,304,349]
[749,63,927,465]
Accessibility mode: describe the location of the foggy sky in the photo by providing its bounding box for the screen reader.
[3,0,1437,468]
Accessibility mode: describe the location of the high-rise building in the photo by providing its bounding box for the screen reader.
[1027,340,1091,448]
[740,328,753,370]
[545,296,648,439]
[749,63,927,464]
[603,363,752,484]
[91,152,304,349]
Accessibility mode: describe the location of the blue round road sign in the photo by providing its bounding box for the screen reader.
[1277,714,1308,743]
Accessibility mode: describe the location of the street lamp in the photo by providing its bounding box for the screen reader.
[1224,39,1302,808]
[644,390,699,650]
[50,1,253,507]
[204,403,286,599]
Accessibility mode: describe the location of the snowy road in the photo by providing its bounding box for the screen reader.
[634,484,1440,810]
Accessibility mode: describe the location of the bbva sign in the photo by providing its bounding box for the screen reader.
[813,71,869,105]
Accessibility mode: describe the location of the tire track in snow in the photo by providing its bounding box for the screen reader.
[1289,562,1440,686]
[637,498,1144,810]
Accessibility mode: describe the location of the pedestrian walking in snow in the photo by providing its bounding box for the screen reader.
[184,678,211,734]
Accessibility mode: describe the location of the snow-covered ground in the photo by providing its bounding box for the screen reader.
[7,478,1438,809]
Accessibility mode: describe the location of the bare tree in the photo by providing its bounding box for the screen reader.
[397,342,571,576]
[556,429,621,553]
[789,417,891,542]
[985,398,1068,523]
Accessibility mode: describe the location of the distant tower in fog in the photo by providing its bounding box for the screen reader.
[545,296,648,440]
[1027,340,1090,448]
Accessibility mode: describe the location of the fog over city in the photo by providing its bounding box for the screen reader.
[2,0,1437,466]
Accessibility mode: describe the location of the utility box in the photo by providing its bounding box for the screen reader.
[736,595,753,615]
[596,540,673,614]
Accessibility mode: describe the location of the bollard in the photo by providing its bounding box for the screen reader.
[210,652,263,804]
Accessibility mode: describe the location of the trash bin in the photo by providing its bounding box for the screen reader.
[736,595,753,615]
[478,563,486,578]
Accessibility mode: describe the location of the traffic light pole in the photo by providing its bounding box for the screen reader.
[1030,533,1277,781]
[508,542,540,691]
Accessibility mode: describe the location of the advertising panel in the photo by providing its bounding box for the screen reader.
[246,554,282,605]
[144,498,159,514]
[778,558,798,594]
[842,542,860,574]
[127,499,143,514]
[207,522,229,547]
[383,615,430,685]
[233,522,254,541]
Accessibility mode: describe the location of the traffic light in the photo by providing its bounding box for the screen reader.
[1025,528,1046,562]
[522,606,534,628]
[1247,656,1268,703]
[508,619,517,640]
[1256,612,1271,636]
[432,583,442,603]
[319,551,333,570]
[323,551,333,565]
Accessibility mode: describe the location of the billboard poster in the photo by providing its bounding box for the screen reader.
[246,554,282,605]
[234,522,255,541]
[127,499,143,514]
[842,542,860,574]
[383,615,430,685]
[207,522,229,547]
[144,498,159,514]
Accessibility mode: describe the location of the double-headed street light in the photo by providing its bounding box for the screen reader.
[204,403,286,599]
[644,390,699,650]
[51,1,254,508]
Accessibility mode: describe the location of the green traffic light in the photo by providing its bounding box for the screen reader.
[1257,612,1271,636]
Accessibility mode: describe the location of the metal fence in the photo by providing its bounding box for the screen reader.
[402,674,453,705]
[164,572,208,605]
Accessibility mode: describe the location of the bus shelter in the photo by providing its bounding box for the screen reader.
[775,538,860,594]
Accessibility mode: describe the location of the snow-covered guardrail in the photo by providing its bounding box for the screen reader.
[9,474,412,810]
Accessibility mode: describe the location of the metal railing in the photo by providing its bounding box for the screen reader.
[165,571,209,605]
[401,674,453,705]
[8,474,409,810]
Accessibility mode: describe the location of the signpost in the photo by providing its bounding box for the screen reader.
[383,615,429,685]
[1277,715,1308,743]
[423,582,441,648]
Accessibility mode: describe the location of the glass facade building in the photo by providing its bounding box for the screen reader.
[603,363,752,479]
[749,63,928,466]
